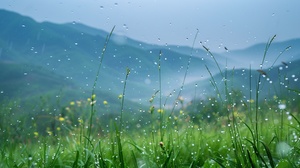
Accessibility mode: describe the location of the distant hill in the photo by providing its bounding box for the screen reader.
[0,61,73,100]
[181,59,300,103]
[1,9,299,108]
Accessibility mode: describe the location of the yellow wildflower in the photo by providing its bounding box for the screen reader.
[118,94,123,99]
[46,127,53,136]
[103,100,108,105]
[180,110,184,115]
[47,131,53,136]
[57,127,61,131]
[157,109,164,113]
[58,117,65,122]
[70,101,75,106]
[33,131,39,137]
[92,94,96,100]
[233,111,239,117]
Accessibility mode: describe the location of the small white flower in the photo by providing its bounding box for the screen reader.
[278,104,286,110]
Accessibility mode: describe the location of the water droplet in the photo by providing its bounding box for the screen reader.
[276,142,292,157]
[278,104,286,110]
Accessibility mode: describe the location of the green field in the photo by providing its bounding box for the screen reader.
[1,33,300,167]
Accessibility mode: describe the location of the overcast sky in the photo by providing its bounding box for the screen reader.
[1,0,300,52]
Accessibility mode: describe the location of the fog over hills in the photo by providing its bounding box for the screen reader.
[1,9,299,108]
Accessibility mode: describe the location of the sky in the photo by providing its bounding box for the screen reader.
[1,0,300,52]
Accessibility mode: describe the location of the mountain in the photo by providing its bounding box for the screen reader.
[1,9,300,109]
[181,59,300,103]
[220,38,300,69]
[0,61,73,100]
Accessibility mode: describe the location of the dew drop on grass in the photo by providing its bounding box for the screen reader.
[276,142,292,157]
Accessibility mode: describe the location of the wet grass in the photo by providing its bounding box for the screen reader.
[0,110,299,167]
[0,31,300,167]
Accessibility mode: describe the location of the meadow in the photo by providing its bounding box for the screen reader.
[0,31,299,168]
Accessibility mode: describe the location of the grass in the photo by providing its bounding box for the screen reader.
[0,30,300,167]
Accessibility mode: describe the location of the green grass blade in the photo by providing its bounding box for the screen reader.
[290,113,300,125]
[162,148,173,168]
[245,139,268,167]
[201,44,223,77]
[131,150,139,168]
[247,150,256,168]
[261,34,276,67]
[211,158,226,168]
[114,122,125,168]
[260,141,275,168]
[72,150,80,168]
[49,143,61,167]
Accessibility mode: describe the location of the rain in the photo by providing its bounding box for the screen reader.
[0,1,300,167]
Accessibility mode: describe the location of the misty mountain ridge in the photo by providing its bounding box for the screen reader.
[1,9,299,109]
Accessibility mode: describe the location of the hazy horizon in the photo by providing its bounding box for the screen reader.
[1,0,300,52]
